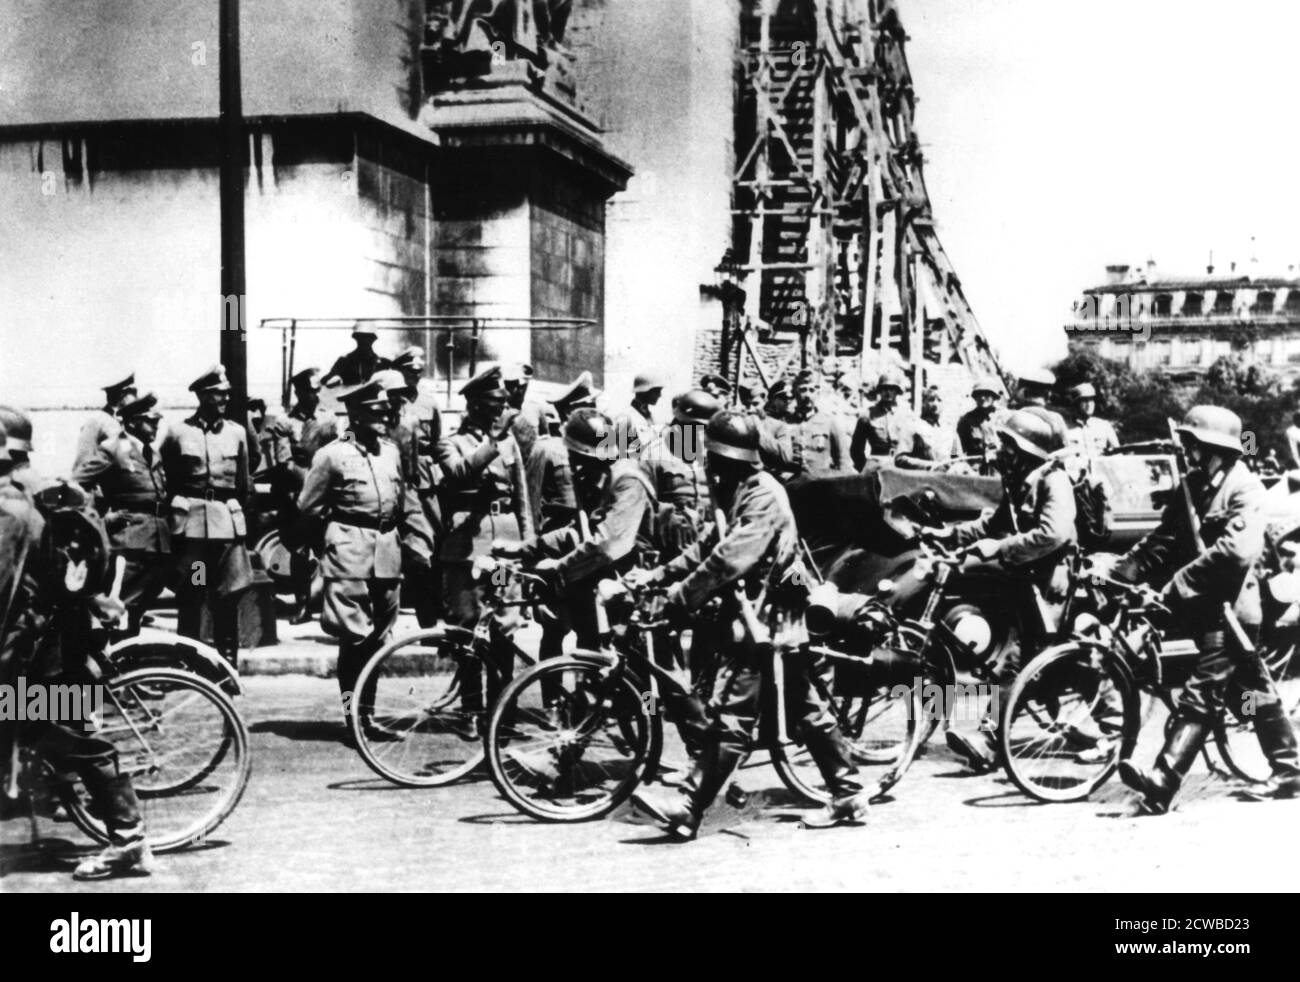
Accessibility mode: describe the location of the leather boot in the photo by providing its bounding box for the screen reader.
[1118,716,1206,814]
[801,728,871,829]
[1246,701,1300,799]
[631,737,746,840]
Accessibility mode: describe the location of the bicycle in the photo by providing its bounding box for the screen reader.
[348,558,543,787]
[7,655,251,854]
[1000,571,1274,802]
[483,575,931,823]
[886,539,1089,760]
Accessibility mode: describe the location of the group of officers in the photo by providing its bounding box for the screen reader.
[5,328,1299,872]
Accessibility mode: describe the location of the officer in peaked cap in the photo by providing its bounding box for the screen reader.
[73,391,173,635]
[298,378,419,733]
[698,373,733,401]
[368,369,440,626]
[549,371,601,421]
[160,364,252,665]
[72,372,139,475]
[785,372,847,475]
[321,325,392,389]
[436,364,533,725]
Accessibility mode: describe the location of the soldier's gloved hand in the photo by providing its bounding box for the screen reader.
[491,539,528,560]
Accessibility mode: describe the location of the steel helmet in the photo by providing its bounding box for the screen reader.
[1070,382,1098,401]
[998,409,1056,461]
[633,372,665,394]
[369,369,411,395]
[673,388,724,424]
[876,370,907,394]
[703,410,761,464]
[1175,406,1244,455]
[564,408,617,462]
[971,376,1000,397]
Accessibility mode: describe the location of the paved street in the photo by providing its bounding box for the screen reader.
[6,634,1300,892]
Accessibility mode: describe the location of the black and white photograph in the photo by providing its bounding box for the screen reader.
[2,0,1299,920]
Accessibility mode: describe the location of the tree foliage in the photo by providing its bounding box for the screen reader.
[1050,350,1300,452]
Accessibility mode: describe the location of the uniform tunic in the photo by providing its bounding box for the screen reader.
[787,407,848,475]
[298,433,408,655]
[72,430,173,627]
[436,422,533,625]
[160,414,253,605]
[1115,460,1269,721]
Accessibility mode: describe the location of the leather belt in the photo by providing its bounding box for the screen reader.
[332,513,397,533]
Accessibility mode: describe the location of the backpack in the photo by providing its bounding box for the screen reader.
[32,481,113,597]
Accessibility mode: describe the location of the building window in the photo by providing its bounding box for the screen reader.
[1182,292,1204,317]
[1285,290,1300,314]
[1213,291,1235,315]
[1253,291,1276,315]
[1288,338,1300,365]
[1153,293,1173,317]
[1151,339,1173,366]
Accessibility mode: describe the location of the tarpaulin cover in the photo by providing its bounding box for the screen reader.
[787,465,1002,552]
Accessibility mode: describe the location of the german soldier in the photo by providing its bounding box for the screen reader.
[297,380,412,733]
[550,370,601,422]
[72,373,138,476]
[628,411,874,837]
[71,392,172,635]
[436,367,533,720]
[928,409,1078,772]
[372,367,440,628]
[321,326,391,388]
[1115,407,1300,811]
[956,376,1003,470]
[1064,382,1120,457]
[788,371,848,474]
[160,365,253,666]
[849,370,933,471]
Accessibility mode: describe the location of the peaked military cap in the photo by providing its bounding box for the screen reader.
[119,391,162,421]
[189,364,232,393]
[550,371,600,410]
[103,373,137,398]
[460,365,508,401]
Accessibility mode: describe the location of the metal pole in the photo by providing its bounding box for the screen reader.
[219,0,248,421]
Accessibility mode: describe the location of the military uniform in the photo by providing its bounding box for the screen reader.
[72,406,172,634]
[0,460,147,858]
[1114,459,1269,721]
[322,348,391,389]
[298,424,410,714]
[386,391,442,627]
[850,404,934,471]
[71,374,136,477]
[642,464,866,828]
[787,405,848,475]
[160,371,253,663]
[525,433,578,535]
[1066,416,1120,457]
[957,407,1000,462]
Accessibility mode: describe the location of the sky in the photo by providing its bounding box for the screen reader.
[902,0,1300,372]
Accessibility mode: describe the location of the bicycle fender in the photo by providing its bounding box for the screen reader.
[107,630,243,696]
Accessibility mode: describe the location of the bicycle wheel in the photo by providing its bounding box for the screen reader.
[1000,642,1139,802]
[65,668,251,853]
[486,655,661,822]
[351,628,521,787]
